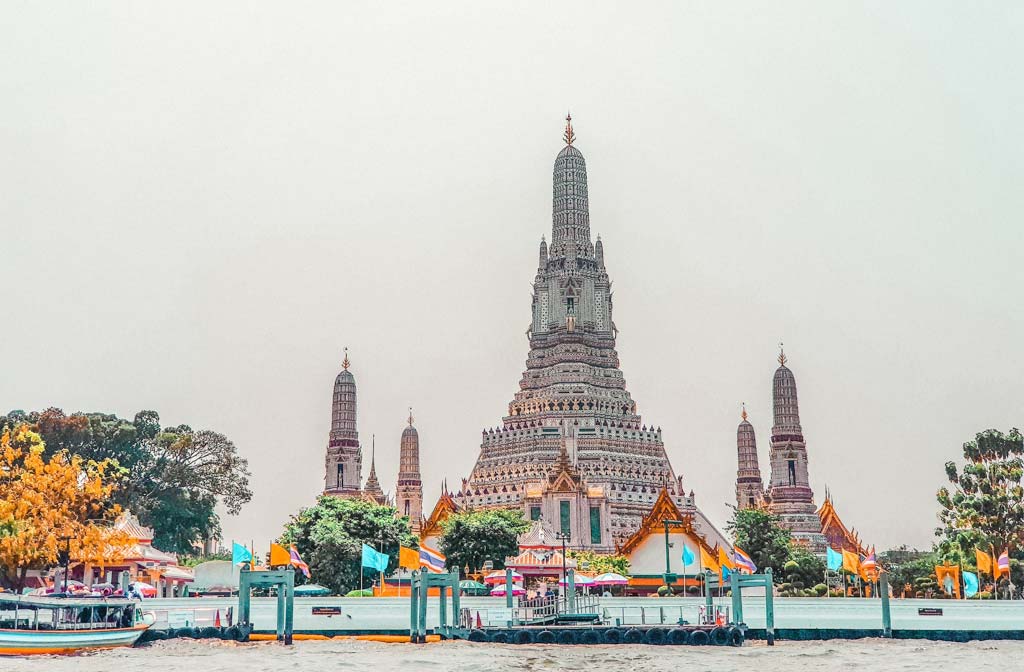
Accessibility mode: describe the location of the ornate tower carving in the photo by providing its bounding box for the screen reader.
[324,348,363,497]
[767,346,826,552]
[396,409,423,534]
[459,116,725,546]
[735,404,764,510]
[362,435,387,504]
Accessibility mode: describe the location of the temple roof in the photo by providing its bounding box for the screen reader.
[617,488,719,556]
[817,491,867,554]
[517,519,559,550]
[420,486,459,540]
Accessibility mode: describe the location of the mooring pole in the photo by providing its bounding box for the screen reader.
[409,571,419,641]
[238,568,251,626]
[275,584,285,641]
[730,568,742,624]
[417,571,429,643]
[704,571,713,623]
[449,571,461,632]
[567,568,576,614]
[764,567,775,646]
[880,573,892,638]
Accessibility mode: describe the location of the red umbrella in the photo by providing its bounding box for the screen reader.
[483,570,524,584]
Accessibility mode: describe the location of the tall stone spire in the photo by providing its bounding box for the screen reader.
[324,347,363,497]
[550,113,591,251]
[363,435,386,504]
[766,346,826,553]
[736,404,764,510]
[396,408,423,534]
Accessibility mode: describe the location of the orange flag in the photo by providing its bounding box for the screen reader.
[399,546,420,571]
[976,548,993,576]
[700,546,720,576]
[718,547,735,577]
[269,542,290,568]
[842,549,860,574]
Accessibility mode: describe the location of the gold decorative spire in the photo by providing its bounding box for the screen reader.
[408,406,414,426]
[741,403,748,422]
[563,112,575,145]
[342,347,350,370]
[778,342,787,366]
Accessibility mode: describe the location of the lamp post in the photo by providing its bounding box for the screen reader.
[662,520,685,593]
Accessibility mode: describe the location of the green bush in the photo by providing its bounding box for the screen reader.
[813,583,828,596]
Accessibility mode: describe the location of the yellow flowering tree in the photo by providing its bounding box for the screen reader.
[0,425,130,590]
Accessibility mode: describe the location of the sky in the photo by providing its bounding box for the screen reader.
[2,2,1022,553]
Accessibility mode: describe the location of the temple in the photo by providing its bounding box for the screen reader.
[396,410,424,534]
[735,404,764,510]
[453,116,725,549]
[323,349,363,497]
[817,490,867,554]
[765,347,827,552]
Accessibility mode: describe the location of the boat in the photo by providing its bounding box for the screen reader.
[0,593,150,655]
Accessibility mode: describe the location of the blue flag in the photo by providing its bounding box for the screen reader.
[721,563,731,580]
[963,571,979,598]
[682,545,696,568]
[232,542,252,565]
[826,547,843,571]
[361,544,388,572]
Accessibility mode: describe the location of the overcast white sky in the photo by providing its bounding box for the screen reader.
[2,2,1022,553]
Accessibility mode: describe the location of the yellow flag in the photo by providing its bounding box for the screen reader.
[976,548,992,576]
[842,549,860,574]
[399,546,420,571]
[269,543,290,568]
[700,546,720,575]
[718,547,735,571]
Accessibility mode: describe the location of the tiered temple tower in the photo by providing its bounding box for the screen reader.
[735,404,764,510]
[396,409,423,534]
[324,349,363,497]
[459,116,719,546]
[767,347,826,552]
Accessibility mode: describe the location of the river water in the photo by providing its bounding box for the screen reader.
[5,638,1022,671]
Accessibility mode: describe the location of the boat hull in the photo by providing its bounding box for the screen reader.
[0,625,148,655]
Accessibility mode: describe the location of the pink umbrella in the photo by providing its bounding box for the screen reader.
[131,581,158,598]
[483,570,524,584]
[594,572,629,586]
[490,585,526,597]
[558,574,595,586]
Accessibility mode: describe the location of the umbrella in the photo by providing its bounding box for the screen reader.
[459,580,490,596]
[294,584,331,596]
[593,572,629,586]
[483,570,523,584]
[558,574,595,586]
[131,581,158,598]
[90,582,117,596]
[490,585,526,597]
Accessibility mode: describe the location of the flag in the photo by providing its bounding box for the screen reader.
[232,542,253,566]
[732,547,757,574]
[963,571,979,598]
[860,551,878,582]
[419,545,446,573]
[361,544,389,572]
[842,549,860,575]
[976,548,993,576]
[269,543,290,568]
[682,545,696,569]
[399,546,420,571]
[718,547,735,580]
[996,550,1010,579]
[289,545,310,578]
[826,547,843,571]
[700,546,720,576]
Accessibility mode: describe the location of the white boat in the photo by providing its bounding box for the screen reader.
[0,593,149,655]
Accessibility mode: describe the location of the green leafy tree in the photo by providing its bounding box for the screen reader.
[439,509,530,573]
[278,496,416,595]
[566,550,630,576]
[879,547,940,598]
[937,428,1024,559]
[726,507,792,579]
[3,407,252,555]
[784,543,826,594]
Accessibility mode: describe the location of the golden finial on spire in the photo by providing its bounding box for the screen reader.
[563,112,575,145]
[342,347,350,370]
[741,403,748,422]
[408,406,414,426]
[778,342,787,366]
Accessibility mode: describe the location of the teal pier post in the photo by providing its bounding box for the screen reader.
[704,571,713,623]
[238,568,251,627]
[283,571,294,645]
[567,568,576,614]
[417,570,429,643]
[764,567,775,646]
[880,573,892,638]
[730,569,743,625]
[409,571,419,641]
[439,579,448,635]
[449,571,461,635]
[505,567,513,610]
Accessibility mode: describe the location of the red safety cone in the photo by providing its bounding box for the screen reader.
[215,610,221,627]
[475,611,483,628]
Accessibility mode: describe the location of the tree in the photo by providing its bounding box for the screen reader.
[4,407,253,555]
[879,547,940,598]
[439,509,530,574]
[726,507,792,578]
[566,550,630,576]
[779,544,826,596]
[278,496,416,596]
[0,425,131,590]
[937,428,1024,560]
